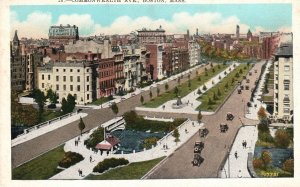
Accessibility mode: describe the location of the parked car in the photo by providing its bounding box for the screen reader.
[220,123,229,133]
[246,79,250,83]
[254,69,258,73]
[131,93,136,96]
[226,112,234,121]
[249,72,252,76]
[238,89,242,94]
[194,141,204,153]
[47,103,56,109]
[199,128,209,138]
[245,85,250,90]
[192,153,204,167]
[121,97,126,101]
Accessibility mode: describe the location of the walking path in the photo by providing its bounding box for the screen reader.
[50,119,203,179]
[245,60,272,120]
[220,125,258,178]
[136,63,239,115]
[11,113,88,147]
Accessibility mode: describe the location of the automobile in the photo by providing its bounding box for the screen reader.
[243,76,246,80]
[220,123,229,133]
[254,69,258,73]
[192,153,204,167]
[240,85,244,90]
[194,141,204,153]
[227,112,234,121]
[131,93,136,96]
[245,85,250,90]
[47,103,56,109]
[246,79,250,83]
[238,89,242,94]
[199,128,209,138]
[249,72,252,76]
[77,108,83,113]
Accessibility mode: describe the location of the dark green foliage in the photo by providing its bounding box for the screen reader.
[123,111,185,133]
[197,89,202,95]
[258,132,274,143]
[78,117,85,135]
[213,92,219,100]
[143,137,159,149]
[282,159,294,173]
[173,128,180,143]
[188,80,191,89]
[217,88,221,96]
[205,71,208,76]
[235,72,240,78]
[202,84,207,91]
[93,158,129,173]
[174,86,179,96]
[61,94,76,114]
[258,118,270,132]
[225,82,229,89]
[149,91,153,99]
[46,89,58,104]
[208,97,215,105]
[212,68,215,73]
[239,68,243,74]
[164,83,169,91]
[33,89,46,115]
[58,152,84,168]
[84,127,104,149]
[197,76,201,81]
[111,102,119,115]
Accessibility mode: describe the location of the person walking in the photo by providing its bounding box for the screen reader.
[90,155,92,163]
[238,170,242,178]
[244,141,247,148]
[78,169,81,176]
[234,151,238,159]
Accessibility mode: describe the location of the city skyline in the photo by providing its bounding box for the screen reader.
[11,4,291,39]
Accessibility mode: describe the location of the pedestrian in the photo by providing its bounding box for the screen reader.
[166,144,168,149]
[107,150,109,156]
[238,170,242,178]
[78,136,80,142]
[75,140,77,146]
[90,155,92,163]
[242,141,245,149]
[185,128,188,133]
[245,141,247,148]
[100,150,103,156]
[80,169,83,177]
[78,169,81,176]
[234,151,238,159]
[192,122,195,127]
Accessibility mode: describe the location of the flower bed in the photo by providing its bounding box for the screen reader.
[93,158,129,173]
[58,151,84,168]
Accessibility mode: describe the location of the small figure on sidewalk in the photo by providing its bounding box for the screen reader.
[185,128,188,134]
[242,140,245,149]
[192,122,195,127]
[107,151,109,156]
[244,141,247,148]
[100,150,103,156]
[166,144,168,149]
[75,140,77,146]
[234,151,238,159]
[238,170,242,178]
[78,169,81,176]
[90,155,92,162]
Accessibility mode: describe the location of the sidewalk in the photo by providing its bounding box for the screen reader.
[12,113,88,147]
[136,62,239,114]
[50,119,204,179]
[220,125,258,178]
[245,60,272,120]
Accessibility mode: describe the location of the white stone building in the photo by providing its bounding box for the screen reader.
[37,61,97,105]
[188,40,201,67]
[273,42,293,122]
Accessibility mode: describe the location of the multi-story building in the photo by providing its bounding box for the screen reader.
[137,26,166,45]
[11,30,26,92]
[146,44,164,80]
[273,42,293,122]
[188,40,201,67]
[98,57,115,97]
[37,61,97,105]
[49,24,79,45]
[24,51,43,91]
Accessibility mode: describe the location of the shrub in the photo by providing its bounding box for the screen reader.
[208,97,215,105]
[213,92,218,100]
[197,76,201,82]
[197,89,202,95]
[212,68,215,73]
[257,107,267,120]
[217,88,221,96]
[93,158,129,173]
[205,72,208,76]
[235,72,240,78]
[219,75,222,80]
[258,132,273,143]
[253,158,264,170]
[282,159,294,173]
[143,137,159,149]
[258,118,270,132]
[111,102,119,115]
[202,84,207,91]
[164,83,169,91]
[58,152,84,168]
[261,150,272,169]
[275,129,290,148]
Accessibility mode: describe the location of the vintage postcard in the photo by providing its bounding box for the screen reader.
[0,0,299,187]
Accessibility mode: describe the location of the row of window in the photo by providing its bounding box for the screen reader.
[42,75,90,82]
[41,83,90,92]
[55,68,90,73]
[100,71,113,78]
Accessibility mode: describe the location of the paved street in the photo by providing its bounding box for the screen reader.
[12,63,211,168]
[147,61,264,178]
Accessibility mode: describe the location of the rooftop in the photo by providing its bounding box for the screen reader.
[275,43,293,57]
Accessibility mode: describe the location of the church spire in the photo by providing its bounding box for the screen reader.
[13,30,20,46]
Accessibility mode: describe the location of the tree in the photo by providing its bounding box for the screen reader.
[156,87,160,96]
[46,88,58,104]
[188,80,191,89]
[202,84,207,91]
[219,75,222,80]
[140,95,144,104]
[218,64,221,69]
[225,82,229,89]
[197,110,202,123]
[239,68,243,74]
[197,76,201,82]
[111,102,119,115]
[205,71,208,76]
[217,88,222,96]
[208,97,214,105]
[197,89,202,95]
[224,71,227,75]
[78,117,86,136]
[235,72,240,78]
[275,129,290,148]
[212,68,215,73]
[257,107,267,120]
[165,83,169,91]
[261,150,272,169]
[213,92,218,100]
[33,89,46,115]
[61,98,68,114]
[210,63,213,67]
[172,128,180,145]
[174,86,179,96]
[149,91,153,99]
[61,94,76,114]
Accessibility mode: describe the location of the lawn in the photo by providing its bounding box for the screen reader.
[91,97,113,105]
[85,157,165,180]
[40,110,62,123]
[197,63,251,111]
[262,95,274,103]
[143,64,229,108]
[12,145,65,180]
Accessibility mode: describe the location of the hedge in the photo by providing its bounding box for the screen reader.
[58,151,84,168]
[84,127,104,149]
[93,158,129,173]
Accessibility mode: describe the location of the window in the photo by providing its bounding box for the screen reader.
[77,85,80,91]
[56,76,59,81]
[42,74,44,80]
[70,76,73,82]
[42,83,44,88]
[77,69,80,73]
[284,75,290,80]
[87,69,89,72]
[74,94,77,99]
[56,84,59,91]
[56,69,59,72]
[63,85,66,91]
[48,75,50,80]
[87,94,90,100]
[284,65,290,72]
[63,76,66,82]
[70,85,73,91]
[284,83,290,90]
[87,85,89,91]
[70,69,73,72]
[63,69,66,72]
[77,76,80,82]
[284,108,290,113]
[86,76,89,82]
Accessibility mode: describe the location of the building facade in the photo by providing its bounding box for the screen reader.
[273,43,293,122]
[137,26,166,45]
[37,61,97,105]
[49,24,79,45]
[188,40,201,67]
